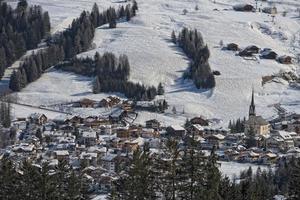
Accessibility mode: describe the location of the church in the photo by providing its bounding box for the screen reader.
[244,89,270,136]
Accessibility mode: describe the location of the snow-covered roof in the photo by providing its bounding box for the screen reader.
[29,113,46,119]
[82,131,97,138]
[12,143,35,152]
[276,131,293,140]
[80,152,97,159]
[54,150,69,156]
[102,154,117,162]
[170,125,185,131]
[192,124,204,131]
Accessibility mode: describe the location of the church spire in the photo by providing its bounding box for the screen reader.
[249,88,256,117]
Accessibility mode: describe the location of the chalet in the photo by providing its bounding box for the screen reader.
[233,4,254,12]
[187,124,204,136]
[60,125,74,133]
[80,152,98,166]
[101,154,118,173]
[12,143,35,153]
[116,128,130,138]
[84,117,109,128]
[288,120,300,134]
[122,101,133,112]
[28,113,47,125]
[277,55,292,64]
[262,7,277,14]
[145,119,161,130]
[204,128,229,135]
[266,136,285,151]
[107,96,121,106]
[223,134,239,148]
[99,99,110,108]
[82,131,97,146]
[286,148,300,158]
[79,98,96,108]
[69,116,83,125]
[237,151,260,163]
[260,153,277,164]
[99,175,113,193]
[99,125,112,135]
[190,117,209,126]
[293,135,300,148]
[226,43,239,51]
[260,48,277,59]
[54,150,69,162]
[239,45,260,57]
[124,138,144,152]
[205,134,225,149]
[267,131,295,152]
[141,128,160,138]
[275,131,294,149]
[109,109,127,123]
[166,125,186,138]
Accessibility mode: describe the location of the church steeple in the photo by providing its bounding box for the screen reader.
[249,88,256,117]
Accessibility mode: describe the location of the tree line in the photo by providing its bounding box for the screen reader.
[172,28,216,89]
[56,52,160,101]
[9,1,138,92]
[0,159,89,200]
[109,138,300,200]
[0,0,50,78]
[228,117,246,133]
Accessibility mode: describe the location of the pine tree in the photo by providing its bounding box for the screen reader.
[110,147,155,199]
[172,106,177,114]
[180,135,206,200]
[9,70,21,91]
[92,76,101,94]
[288,158,300,200]
[157,82,165,95]
[36,128,43,143]
[154,139,182,200]
[91,3,100,27]
[246,127,257,148]
[171,30,177,44]
[203,146,222,199]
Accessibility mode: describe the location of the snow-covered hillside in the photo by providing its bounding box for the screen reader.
[9,0,300,126]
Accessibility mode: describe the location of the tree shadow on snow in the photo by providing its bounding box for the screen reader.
[167,77,214,98]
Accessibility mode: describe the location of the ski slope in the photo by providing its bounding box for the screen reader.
[10,0,300,126]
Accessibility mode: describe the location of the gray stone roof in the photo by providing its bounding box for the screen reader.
[246,116,269,126]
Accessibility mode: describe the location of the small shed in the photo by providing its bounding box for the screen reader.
[79,98,96,108]
[226,43,239,51]
[262,7,277,14]
[260,49,277,59]
[233,4,254,12]
[239,45,260,57]
[277,55,292,64]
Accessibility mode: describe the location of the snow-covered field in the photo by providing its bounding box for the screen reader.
[6,0,299,127]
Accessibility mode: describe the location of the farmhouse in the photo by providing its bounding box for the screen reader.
[28,113,47,125]
[190,117,209,126]
[145,119,161,130]
[79,98,96,108]
[166,125,186,138]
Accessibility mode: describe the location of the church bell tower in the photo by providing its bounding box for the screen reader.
[249,88,256,117]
